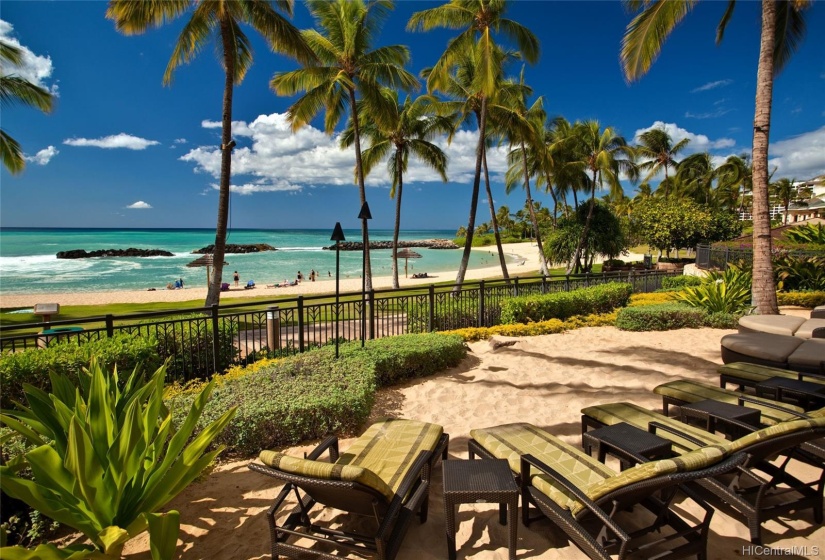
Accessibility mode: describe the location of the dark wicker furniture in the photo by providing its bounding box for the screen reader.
[581,422,671,470]
[442,459,518,560]
[755,377,825,410]
[678,399,761,439]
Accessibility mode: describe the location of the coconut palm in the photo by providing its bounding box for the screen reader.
[544,116,584,216]
[635,127,689,199]
[621,0,812,314]
[272,0,418,293]
[409,0,539,289]
[717,154,753,216]
[0,40,54,175]
[341,92,450,288]
[675,152,716,206]
[568,120,637,273]
[107,0,313,306]
[770,177,797,225]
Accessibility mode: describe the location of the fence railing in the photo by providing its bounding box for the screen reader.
[696,243,825,270]
[1,269,675,381]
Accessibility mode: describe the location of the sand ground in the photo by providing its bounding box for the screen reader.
[0,244,647,308]
[110,326,824,560]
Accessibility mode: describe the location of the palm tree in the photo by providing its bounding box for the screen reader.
[621,0,812,314]
[107,0,313,306]
[675,152,716,206]
[770,177,796,225]
[635,127,689,199]
[1,40,54,175]
[272,0,418,293]
[568,120,637,273]
[409,0,539,289]
[341,92,450,288]
[717,154,753,216]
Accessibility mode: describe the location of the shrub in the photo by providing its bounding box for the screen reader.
[0,333,161,409]
[774,254,825,292]
[444,311,619,341]
[674,265,752,314]
[629,292,678,306]
[499,283,633,324]
[615,304,707,331]
[661,275,704,290]
[777,291,825,308]
[167,334,466,455]
[703,312,743,329]
[783,222,825,245]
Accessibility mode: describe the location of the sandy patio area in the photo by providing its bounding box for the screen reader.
[0,244,646,308]
[114,326,824,560]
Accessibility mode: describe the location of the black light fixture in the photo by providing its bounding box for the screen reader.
[330,222,346,358]
[358,201,372,347]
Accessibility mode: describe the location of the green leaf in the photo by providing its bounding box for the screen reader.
[97,526,129,557]
[146,511,180,560]
[0,543,104,559]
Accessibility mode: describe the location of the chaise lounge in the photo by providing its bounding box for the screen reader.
[249,418,448,560]
[738,314,825,339]
[468,422,746,559]
[581,402,825,543]
[720,332,825,374]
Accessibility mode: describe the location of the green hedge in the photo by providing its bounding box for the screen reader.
[661,275,703,290]
[499,283,633,324]
[167,333,466,455]
[777,291,825,308]
[615,303,741,331]
[0,334,161,408]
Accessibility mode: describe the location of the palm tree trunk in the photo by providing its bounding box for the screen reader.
[454,96,487,292]
[545,180,559,227]
[572,187,579,211]
[482,145,509,281]
[569,170,598,274]
[348,87,372,292]
[391,150,403,289]
[205,20,235,307]
[751,0,779,315]
[521,140,548,275]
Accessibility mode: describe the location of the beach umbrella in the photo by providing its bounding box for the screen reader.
[186,254,228,286]
[394,249,422,278]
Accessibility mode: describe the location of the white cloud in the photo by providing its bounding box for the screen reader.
[691,79,733,93]
[768,126,825,179]
[685,108,733,119]
[24,145,58,165]
[126,201,152,209]
[181,112,508,193]
[634,122,736,153]
[174,138,187,144]
[64,133,160,150]
[0,19,58,96]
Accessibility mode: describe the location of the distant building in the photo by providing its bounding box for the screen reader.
[783,175,825,223]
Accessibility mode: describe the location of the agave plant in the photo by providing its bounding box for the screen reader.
[675,264,753,314]
[0,360,236,559]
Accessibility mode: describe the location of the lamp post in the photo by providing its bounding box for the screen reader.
[358,202,372,348]
[330,222,346,358]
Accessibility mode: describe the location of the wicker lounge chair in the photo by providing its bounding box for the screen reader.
[249,418,448,560]
[468,422,746,559]
[718,361,825,391]
[581,402,825,543]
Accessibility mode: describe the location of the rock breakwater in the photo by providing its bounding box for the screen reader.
[194,243,276,254]
[56,248,174,259]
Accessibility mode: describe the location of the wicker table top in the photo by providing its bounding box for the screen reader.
[443,459,518,496]
[757,376,825,409]
[583,422,671,469]
[680,399,761,425]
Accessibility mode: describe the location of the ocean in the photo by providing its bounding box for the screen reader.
[0,228,517,295]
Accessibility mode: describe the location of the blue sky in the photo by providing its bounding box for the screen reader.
[2,0,823,231]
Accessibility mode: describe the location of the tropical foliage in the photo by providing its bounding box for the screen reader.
[674,264,753,314]
[0,360,236,559]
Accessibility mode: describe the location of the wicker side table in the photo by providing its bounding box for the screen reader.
[443,459,519,560]
[582,422,672,470]
[756,377,825,410]
[679,399,761,439]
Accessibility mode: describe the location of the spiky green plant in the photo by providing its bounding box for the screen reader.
[774,254,825,292]
[0,360,236,559]
[674,265,753,314]
[784,223,825,245]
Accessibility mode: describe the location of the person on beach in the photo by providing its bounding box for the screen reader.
[297,271,303,282]
[179,278,184,288]
[328,271,331,277]
[310,269,316,282]
[233,271,240,287]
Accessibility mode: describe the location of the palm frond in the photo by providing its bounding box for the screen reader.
[361,138,392,177]
[0,128,24,175]
[621,0,698,82]
[715,0,736,44]
[218,18,254,84]
[271,66,339,96]
[286,84,333,131]
[407,3,474,32]
[497,18,540,63]
[0,40,23,65]
[0,76,53,112]
[246,0,317,65]
[163,4,214,85]
[409,139,448,181]
[774,0,809,74]
[106,0,191,35]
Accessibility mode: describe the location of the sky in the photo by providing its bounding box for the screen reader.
[1,0,824,231]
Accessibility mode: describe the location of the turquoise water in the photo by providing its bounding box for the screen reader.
[0,228,516,295]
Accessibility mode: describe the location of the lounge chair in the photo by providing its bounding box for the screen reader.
[468,422,746,559]
[738,314,825,339]
[720,332,825,374]
[581,402,825,543]
[249,418,448,560]
[718,361,825,391]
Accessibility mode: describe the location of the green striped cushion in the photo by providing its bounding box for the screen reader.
[259,451,395,501]
[808,407,825,419]
[654,380,804,425]
[471,423,614,512]
[728,416,825,453]
[582,402,726,455]
[336,418,443,497]
[718,362,825,385]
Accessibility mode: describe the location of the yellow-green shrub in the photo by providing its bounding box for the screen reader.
[629,292,677,306]
[777,291,825,308]
[443,311,618,341]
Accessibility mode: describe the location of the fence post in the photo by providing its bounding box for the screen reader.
[105,315,114,338]
[565,274,570,292]
[369,289,376,339]
[266,306,281,352]
[644,271,649,292]
[629,269,635,291]
[585,272,591,287]
[541,275,547,294]
[476,280,487,327]
[210,304,220,374]
[724,246,730,269]
[428,285,435,332]
[297,296,305,353]
[513,277,520,297]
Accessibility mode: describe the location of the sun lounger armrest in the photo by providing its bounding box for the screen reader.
[520,454,630,545]
[735,396,810,419]
[375,450,432,543]
[647,421,708,447]
[305,435,340,462]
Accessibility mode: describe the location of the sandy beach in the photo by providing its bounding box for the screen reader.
[3,243,645,308]
[113,326,824,559]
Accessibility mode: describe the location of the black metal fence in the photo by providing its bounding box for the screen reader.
[0,270,674,381]
[696,243,825,270]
